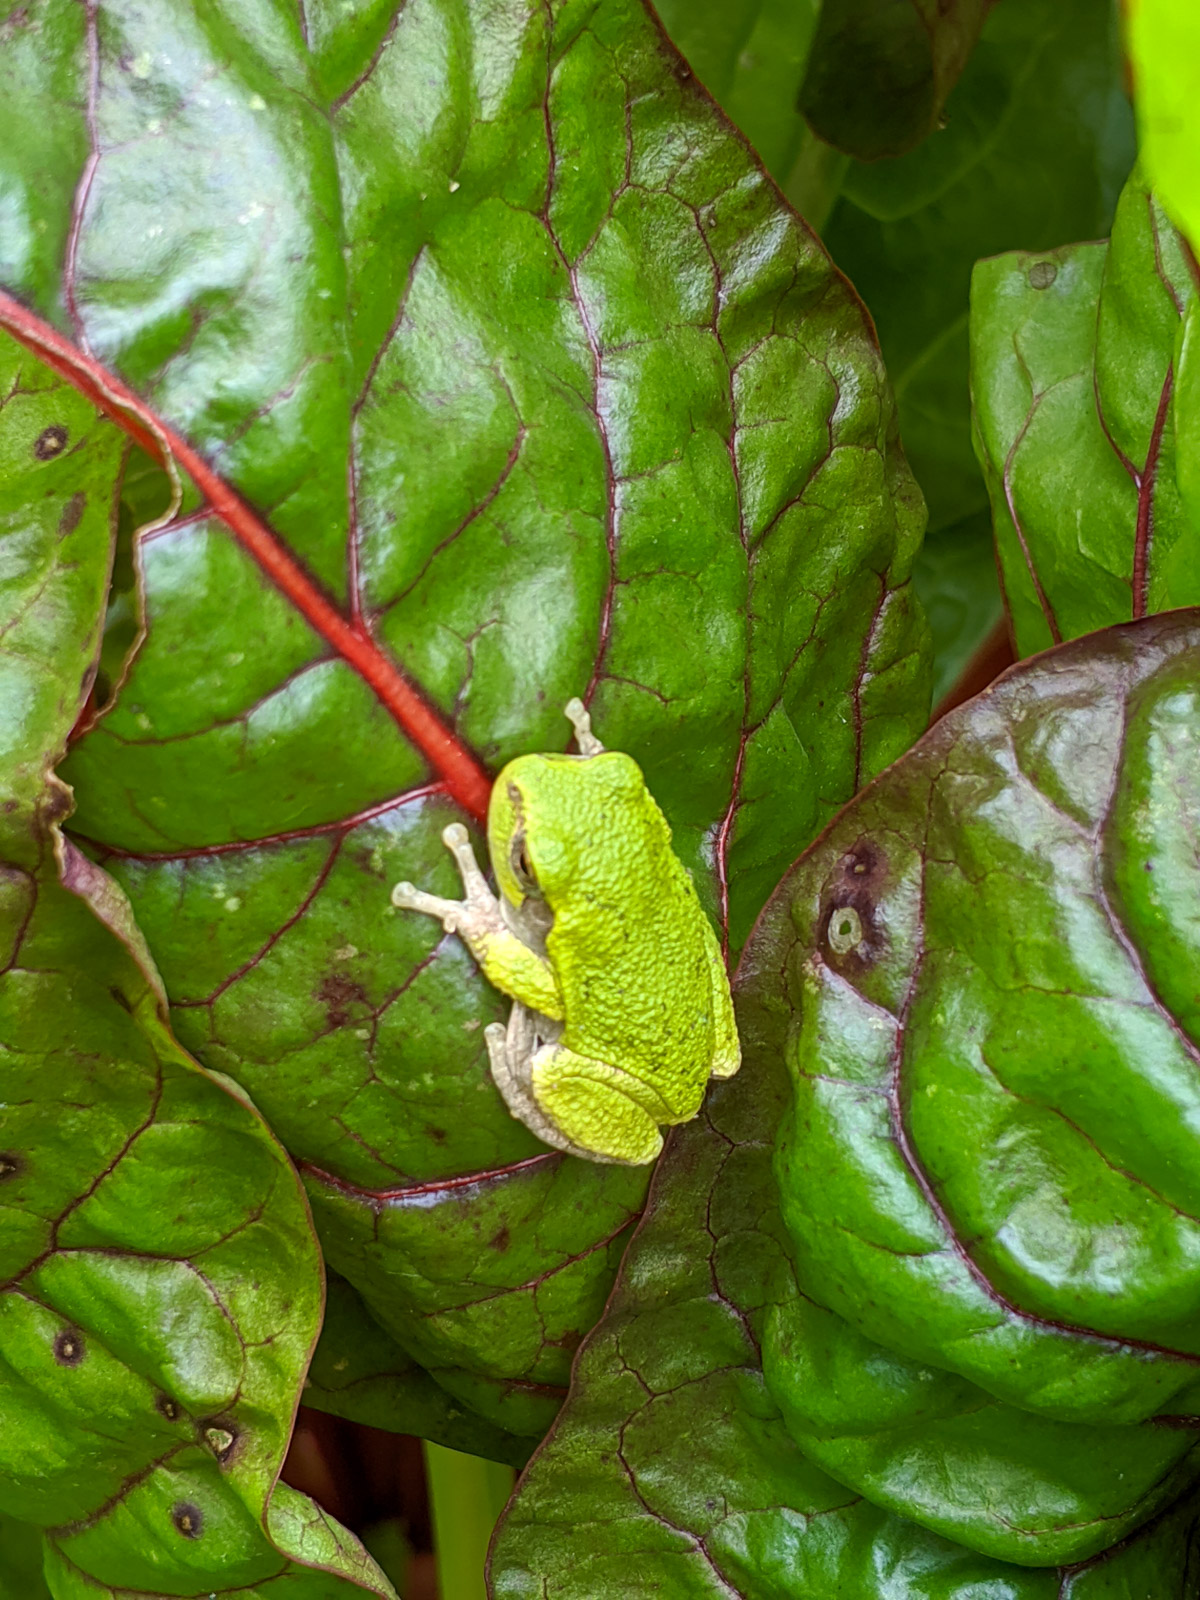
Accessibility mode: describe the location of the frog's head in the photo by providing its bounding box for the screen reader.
[487,748,648,912]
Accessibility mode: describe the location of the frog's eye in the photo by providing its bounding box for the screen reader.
[510,832,542,898]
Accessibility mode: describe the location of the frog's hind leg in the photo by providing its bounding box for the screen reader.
[528,1045,664,1166]
[486,1005,577,1156]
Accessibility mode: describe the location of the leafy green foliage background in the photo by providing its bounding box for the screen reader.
[5,0,1200,1595]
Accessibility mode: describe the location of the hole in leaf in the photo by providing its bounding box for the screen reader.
[204,1425,236,1460]
[33,424,68,460]
[818,837,887,967]
[171,1502,204,1539]
[827,905,864,955]
[53,1329,85,1367]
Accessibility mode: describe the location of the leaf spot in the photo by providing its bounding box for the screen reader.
[33,424,68,460]
[0,1151,23,1180]
[171,1502,204,1539]
[1028,260,1057,290]
[156,1394,182,1421]
[819,839,888,969]
[827,906,864,955]
[204,1425,236,1460]
[59,491,86,536]
[53,1328,85,1367]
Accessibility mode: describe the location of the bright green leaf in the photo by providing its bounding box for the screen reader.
[971,170,1200,656]
[757,610,1200,1567]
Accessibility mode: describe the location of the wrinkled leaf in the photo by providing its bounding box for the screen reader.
[1128,0,1200,251]
[305,1152,644,1441]
[972,170,1200,657]
[491,616,1200,1590]
[649,0,823,211]
[493,610,1200,1593]
[0,339,392,1596]
[0,0,929,1438]
[755,610,1200,1566]
[800,0,993,162]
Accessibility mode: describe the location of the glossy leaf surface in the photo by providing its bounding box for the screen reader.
[492,620,1200,1593]
[0,338,392,1596]
[800,0,993,162]
[0,0,929,1434]
[972,172,1200,656]
[649,0,822,210]
[759,610,1200,1564]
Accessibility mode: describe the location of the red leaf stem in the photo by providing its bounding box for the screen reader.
[0,289,493,822]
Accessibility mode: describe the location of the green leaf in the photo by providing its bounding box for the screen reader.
[822,0,1134,536]
[0,1513,51,1600]
[971,170,1200,657]
[753,609,1200,1566]
[0,337,394,1595]
[799,0,993,162]
[304,1273,532,1467]
[1128,0,1200,251]
[493,609,1200,1593]
[911,509,1005,706]
[0,0,930,1437]
[652,0,1131,696]
[647,0,829,218]
[304,1154,644,1441]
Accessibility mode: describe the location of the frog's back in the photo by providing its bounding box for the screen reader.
[537,754,719,1115]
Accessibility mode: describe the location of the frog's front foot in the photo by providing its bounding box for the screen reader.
[391,824,506,942]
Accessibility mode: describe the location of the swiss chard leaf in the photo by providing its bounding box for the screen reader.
[0,0,930,1437]
[0,336,393,1598]
[652,0,1133,702]
[971,170,1200,656]
[491,609,1200,1594]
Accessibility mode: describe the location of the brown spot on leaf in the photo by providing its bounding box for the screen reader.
[1028,260,1057,290]
[58,491,86,536]
[172,1502,203,1539]
[819,837,887,972]
[0,1152,22,1180]
[156,1394,182,1421]
[490,1226,511,1252]
[204,1423,237,1461]
[316,973,369,1029]
[33,424,68,460]
[54,1328,85,1367]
